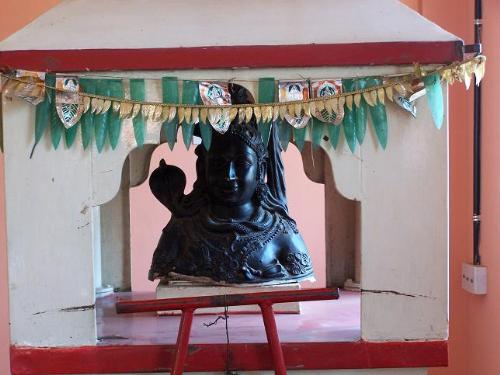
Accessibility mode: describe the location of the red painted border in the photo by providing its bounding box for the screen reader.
[11,340,448,374]
[0,41,463,72]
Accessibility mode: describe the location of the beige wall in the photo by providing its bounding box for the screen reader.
[0,2,62,374]
[0,0,59,374]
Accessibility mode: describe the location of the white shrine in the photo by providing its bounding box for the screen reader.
[0,0,457,373]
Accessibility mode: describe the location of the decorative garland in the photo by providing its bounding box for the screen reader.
[0,55,486,154]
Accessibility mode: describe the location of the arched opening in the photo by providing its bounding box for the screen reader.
[94,134,361,294]
[301,143,361,288]
[127,137,328,292]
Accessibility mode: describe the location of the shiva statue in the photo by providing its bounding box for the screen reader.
[148,84,314,284]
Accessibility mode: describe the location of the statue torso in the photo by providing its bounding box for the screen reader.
[148,205,313,284]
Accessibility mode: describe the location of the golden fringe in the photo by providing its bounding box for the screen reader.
[0,55,487,123]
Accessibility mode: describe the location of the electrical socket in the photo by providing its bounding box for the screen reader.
[462,262,487,295]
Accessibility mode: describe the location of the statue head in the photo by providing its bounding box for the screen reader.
[195,84,267,208]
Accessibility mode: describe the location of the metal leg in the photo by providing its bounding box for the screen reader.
[171,308,195,375]
[260,303,287,375]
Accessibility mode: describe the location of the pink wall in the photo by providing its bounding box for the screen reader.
[422,2,474,374]
[402,2,500,373]
[1,1,500,374]
[0,0,61,41]
[414,1,500,374]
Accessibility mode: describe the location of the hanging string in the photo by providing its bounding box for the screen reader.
[223,301,237,375]
[202,295,236,375]
[0,55,486,110]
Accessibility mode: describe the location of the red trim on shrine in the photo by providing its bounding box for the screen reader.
[10,340,448,374]
[0,41,463,72]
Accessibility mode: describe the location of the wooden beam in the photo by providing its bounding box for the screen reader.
[10,340,448,374]
[0,41,463,72]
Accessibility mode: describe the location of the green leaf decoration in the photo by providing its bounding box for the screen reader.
[130,79,146,147]
[260,121,273,148]
[424,72,444,129]
[328,124,341,150]
[79,79,95,150]
[366,77,388,149]
[278,120,292,151]
[199,122,212,151]
[258,78,275,146]
[342,79,357,153]
[50,105,64,150]
[354,78,368,145]
[33,89,50,151]
[293,126,307,152]
[107,79,123,150]
[311,117,325,149]
[181,80,200,150]
[162,77,179,150]
[45,73,64,150]
[94,80,110,153]
[64,125,78,148]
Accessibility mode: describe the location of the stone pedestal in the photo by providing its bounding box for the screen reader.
[156,280,301,315]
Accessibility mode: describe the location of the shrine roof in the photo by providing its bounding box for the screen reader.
[0,0,463,71]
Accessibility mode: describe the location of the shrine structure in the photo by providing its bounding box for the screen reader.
[0,0,458,373]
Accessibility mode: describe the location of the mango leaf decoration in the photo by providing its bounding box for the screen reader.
[94,80,111,153]
[342,79,357,153]
[354,78,368,146]
[162,77,179,150]
[424,73,444,129]
[64,121,79,148]
[181,80,201,150]
[107,80,124,150]
[311,117,325,150]
[32,74,53,156]
[258,78,275,147]
[130,79,146,147]
[278,119,292,151]
[47,74,64,150]
[294,126,307,152]
[328,123,341,150]
[366,77,388,149]
[199,119,212,151]
[79,79,96,150]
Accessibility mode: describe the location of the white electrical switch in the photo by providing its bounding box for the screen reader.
[462,262,487,295]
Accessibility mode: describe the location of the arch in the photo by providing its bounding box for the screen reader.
[300,142,361,287]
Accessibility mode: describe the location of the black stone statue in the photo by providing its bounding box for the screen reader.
[148,84,314,284]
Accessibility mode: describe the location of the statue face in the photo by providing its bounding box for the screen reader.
[205,134,259,206]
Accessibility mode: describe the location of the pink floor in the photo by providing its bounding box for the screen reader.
[97,290,361,345]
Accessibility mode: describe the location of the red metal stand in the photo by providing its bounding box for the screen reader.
[260,302,287,375]
[116,288,339,375]
[172,308,195,375]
